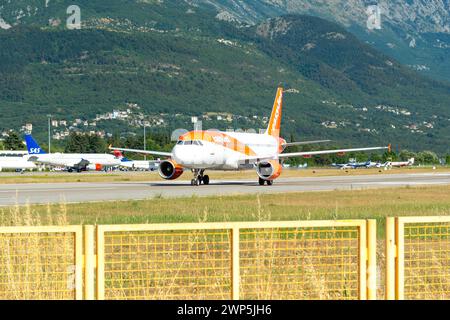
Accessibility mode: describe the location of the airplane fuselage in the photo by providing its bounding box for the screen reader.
[30,153,121,168]
[172,131,284,170]
[0,155,36,171]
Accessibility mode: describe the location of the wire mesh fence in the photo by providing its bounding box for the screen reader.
[239,227,361,300]
[96,221,369,300]
[386,217,450,300]
[0,226,82,300]
[402,220,450,299]
[100,228,232,300]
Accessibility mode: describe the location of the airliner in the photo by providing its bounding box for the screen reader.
[0,151,37,172]
[110,87,390,186]
[111,150,160,171]
[25,135,122,172]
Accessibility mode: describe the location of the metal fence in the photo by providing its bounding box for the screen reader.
[5,217,450,300]
[386,216,450,300]
[0,220,376,300]
[0,226,83,300]
[94,220,375,300]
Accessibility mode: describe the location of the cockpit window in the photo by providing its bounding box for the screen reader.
[181,140,203,145]
[177,140,183,145]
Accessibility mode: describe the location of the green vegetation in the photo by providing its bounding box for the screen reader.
[0,2,449,153]
[2,132,24,150]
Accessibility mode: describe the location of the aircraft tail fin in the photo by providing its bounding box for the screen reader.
[111,148,133,162]
[24,134,46,154]
[265,87,283,137]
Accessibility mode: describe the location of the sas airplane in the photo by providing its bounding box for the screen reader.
[25,134,122,172]
[111,87,390,186]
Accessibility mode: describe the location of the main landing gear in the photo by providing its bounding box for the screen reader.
[259,178,273,186]
[190,169,210,186]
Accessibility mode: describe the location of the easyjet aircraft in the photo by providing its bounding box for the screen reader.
[111,87,390,186]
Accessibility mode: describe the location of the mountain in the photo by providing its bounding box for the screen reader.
[189,0,450,82]
[0,0,449,153]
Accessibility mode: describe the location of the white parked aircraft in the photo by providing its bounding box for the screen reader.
[0,151,36,172]
[113,150,160,171]
[25,135,122,172]
[111,87,390,186]
[386,158,415,168]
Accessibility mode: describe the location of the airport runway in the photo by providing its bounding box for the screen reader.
[1,172,450,206]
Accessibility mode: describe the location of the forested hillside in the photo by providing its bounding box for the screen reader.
[0,1,449,153]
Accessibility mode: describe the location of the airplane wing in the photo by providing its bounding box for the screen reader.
[282,140,331,147]
[239,146,389,164]
[278,146,389,159]
[72,159,90,168]
[109,146,172,157]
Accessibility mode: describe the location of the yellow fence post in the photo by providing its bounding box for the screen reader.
[385,217,396,300]
[231,226,240,300]
[358,221,367,300]
[366,219,377,300]
[395,218,404,300]
[84,225,95,300]
[75,226,84,300]
[96,226,105,300]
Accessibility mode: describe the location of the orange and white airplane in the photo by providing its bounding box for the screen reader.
[110,87,390,186]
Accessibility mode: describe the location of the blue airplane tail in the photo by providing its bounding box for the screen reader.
[24,134,46,154]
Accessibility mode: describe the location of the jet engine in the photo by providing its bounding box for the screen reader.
[158,160,184,180]
[87,163,103,171]
[256,160,282,181]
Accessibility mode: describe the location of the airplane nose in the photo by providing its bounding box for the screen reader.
[172,146,181,162]
[172,146,189,164]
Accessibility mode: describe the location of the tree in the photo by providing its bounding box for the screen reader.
[86,135,107,153]
[382,151,398,162]
[446,155,450,166]
[65,133,88,153]
[4,131,24,150]
[399,150,416,161]
[417,151,439,164]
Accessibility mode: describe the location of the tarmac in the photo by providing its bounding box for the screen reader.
[1,172,450,206]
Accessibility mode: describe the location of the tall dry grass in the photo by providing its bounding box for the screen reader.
[0,202,74,300]
[102,195,361,300]
[1,196,450,300]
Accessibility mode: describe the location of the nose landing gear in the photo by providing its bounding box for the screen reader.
[190,169,210,186]
[258,178,273,186]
